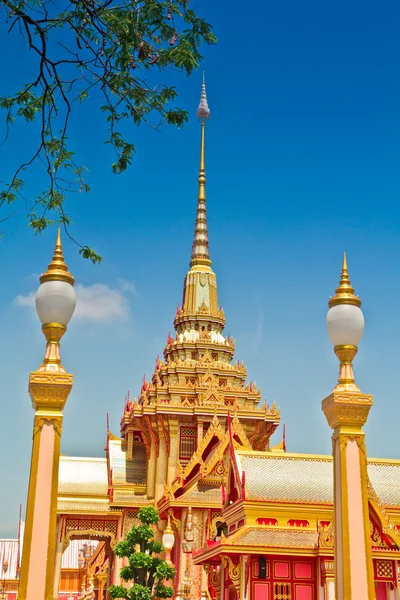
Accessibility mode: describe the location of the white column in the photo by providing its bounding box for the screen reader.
[327,580,335,600]
[53,519,64,598]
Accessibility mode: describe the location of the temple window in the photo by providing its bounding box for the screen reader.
[273,583,291,599]
[191,352,199,360]
[179,427,197,461]
[212,352,218,361]
[214,521,228,540]
[207,324,212,331]
[126,438,147,485]
[219,379,227,387]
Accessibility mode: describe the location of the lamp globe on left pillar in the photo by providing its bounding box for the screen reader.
[19,230,76,600]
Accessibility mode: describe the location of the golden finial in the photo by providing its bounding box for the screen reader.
[328,252,361,308]
[165,513,173,534]
[40,229,75,286]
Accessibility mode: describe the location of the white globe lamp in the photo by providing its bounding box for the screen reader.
[326,253,363,389]
[162,515,175,566]
[34,229,75,373]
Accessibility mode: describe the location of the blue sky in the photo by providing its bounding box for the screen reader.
[1,0,400,536]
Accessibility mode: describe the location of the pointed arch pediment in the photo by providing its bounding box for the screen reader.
[170,414,252,498]
[368,477,400,549]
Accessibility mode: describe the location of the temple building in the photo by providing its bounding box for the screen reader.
[7,81,400,600]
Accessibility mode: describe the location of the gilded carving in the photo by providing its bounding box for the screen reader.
[318,520,334,548]
[371,521,389,549]
[62,530,116,553]
[221,556,241,592]
[205,565,221,594]
[29,370,73,412]
[33,416,63,438]
[144,415,159,457]
[322,390,373,429]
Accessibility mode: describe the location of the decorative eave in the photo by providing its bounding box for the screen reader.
[368,477,400,550]
[57,497,113,515]
[174,309,226,329]
[192,526,321,565]
[121,403,280,438]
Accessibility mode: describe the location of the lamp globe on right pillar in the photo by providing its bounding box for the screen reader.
[322,252,375,600]
[326,252,364,391]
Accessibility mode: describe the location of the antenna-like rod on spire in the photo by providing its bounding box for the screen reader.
[191,74,211,267]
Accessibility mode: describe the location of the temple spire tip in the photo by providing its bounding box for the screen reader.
[196,73,210,120]
[191,77,211,267]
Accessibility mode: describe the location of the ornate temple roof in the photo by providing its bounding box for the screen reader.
[193,527,320,565]
[229,527,319,549]
[58,456,108,497]
[174,483,222,505]
[236,451,400,507]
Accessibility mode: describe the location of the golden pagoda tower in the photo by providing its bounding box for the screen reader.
[322,254,374,600]
[19,231,75,600]
[119,76,280,600]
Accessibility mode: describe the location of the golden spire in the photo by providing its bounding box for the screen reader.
[40,229,75,286]
[191,75,211,267]
[328,252,361,308]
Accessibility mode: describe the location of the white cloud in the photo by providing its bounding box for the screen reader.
[14,281,134,323]
[15,292,35,308]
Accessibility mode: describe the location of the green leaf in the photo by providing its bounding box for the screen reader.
[78,246,102,264]
[138,506,160,525]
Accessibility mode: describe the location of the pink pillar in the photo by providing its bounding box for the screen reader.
[322,388,375,600]
[19,328,73,600]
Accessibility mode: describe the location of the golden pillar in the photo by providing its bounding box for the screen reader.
[322,254,374,600]
[167,419,179,487]
[146,442,157,500]
[155,421,168,503]
[97,573,107,599]
[19,231,76,600]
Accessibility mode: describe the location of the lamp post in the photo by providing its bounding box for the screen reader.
[19,230,76,600]
[322,253,374,600]
[162,516,175,567]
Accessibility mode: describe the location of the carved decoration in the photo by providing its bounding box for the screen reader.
[322,391,373,429]
[376,560,393,579]
[368,476,400,548]
[318,520,334,548]
[144,415,159,457]
[182,507,195,553]
[205,565,221,594]
[136,417,151,459]
[62,529,116,553]
[371,521,389,549]
[33,415,63,437]
[221,556,241,592]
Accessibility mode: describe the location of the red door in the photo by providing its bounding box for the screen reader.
[250,556,317,600]
[375,582,388,600]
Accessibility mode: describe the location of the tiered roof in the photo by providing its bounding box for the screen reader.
[193,448,400,565]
